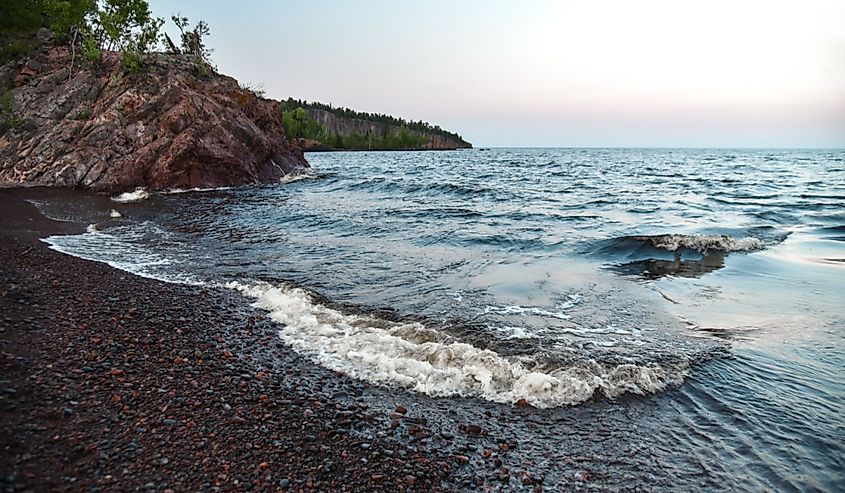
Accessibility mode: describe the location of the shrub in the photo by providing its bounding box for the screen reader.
[0,90,12,114]
[119,50,141,74]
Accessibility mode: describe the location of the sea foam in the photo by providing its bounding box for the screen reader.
[111,187,150,203]
[227,280,687,407]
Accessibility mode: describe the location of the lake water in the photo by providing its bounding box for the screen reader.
[38,148,844,490]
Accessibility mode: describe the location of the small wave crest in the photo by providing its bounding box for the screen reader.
[634,234,763,253]
[595,234,765,257]
[42,224,203,286]
[227,280,690,407]
[279,170,318,184]
[111,187,150,203]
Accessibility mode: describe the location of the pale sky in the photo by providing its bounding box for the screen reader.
[150,0,845,147]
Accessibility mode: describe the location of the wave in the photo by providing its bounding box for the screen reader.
[41,223,204,286]
[602,234,764,256]
[227,280,690,408]
[642,234,763,253]
[111,187,150,203]
[279,170,318,185]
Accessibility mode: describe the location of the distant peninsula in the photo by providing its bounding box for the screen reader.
[279,99,472,152]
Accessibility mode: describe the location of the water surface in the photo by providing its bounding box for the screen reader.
[37,148,844,490]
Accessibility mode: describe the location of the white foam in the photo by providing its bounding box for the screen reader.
[164,186,233,194]
[111,187,150,203]
[643,234,762,253]
[227,281,687,407]
[279,171,317,184]
[485,304,572,320]
[109,209,122,218]
[498,325,536,339]
[42,225,204,286]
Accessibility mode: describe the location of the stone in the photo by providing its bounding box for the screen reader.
[0,48,309,192]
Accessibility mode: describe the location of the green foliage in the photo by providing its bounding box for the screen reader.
[0,39,38,64]
[92,0,156,50]
[72,0,163,74]
[279,105,430,150]
[0,0,93,35]
[281,97,465,143]
[0,0,94,63]
[191,61,209,79]
[74,107,91,119]
[0,89,24,129]
[45,0,97,40]
[0,90,12,114]
[80,27,101,66]
[171,14,212,65]
[119,49,141,74]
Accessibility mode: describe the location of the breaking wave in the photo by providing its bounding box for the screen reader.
[227,280,689,408]
[594,233,766,258]
[111,187,150,203]
[638,234,763,253]
[279,170,318,184]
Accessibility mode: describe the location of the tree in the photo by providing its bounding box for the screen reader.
[74,0,163,72]
[92,0,159,51]
[171,14,211,65]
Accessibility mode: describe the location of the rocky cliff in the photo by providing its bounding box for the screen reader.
[305,108,471,151]
[0,44,308,193]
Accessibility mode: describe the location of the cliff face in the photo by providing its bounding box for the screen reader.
[0,46,308,193]
[305,108,472,151]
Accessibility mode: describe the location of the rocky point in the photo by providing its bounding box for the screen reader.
[0,42,308,193]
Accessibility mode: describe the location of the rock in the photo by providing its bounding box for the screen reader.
[394,405,408,415]
[278,478,290,489]
[463,424,483,436]
[453,455,470,465]
[574,469,591,482]
[162,419,177,426]
[0,48,309,192]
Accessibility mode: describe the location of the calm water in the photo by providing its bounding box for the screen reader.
[38,148,844,490]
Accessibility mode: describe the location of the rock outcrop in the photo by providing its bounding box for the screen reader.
[0,45,308,193]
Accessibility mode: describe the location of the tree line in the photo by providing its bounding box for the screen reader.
[279,98,465,144]
[279,105,431,150]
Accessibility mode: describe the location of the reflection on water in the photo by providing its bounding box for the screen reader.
[614,250,727,279]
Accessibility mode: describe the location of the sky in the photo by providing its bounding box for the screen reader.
[149,0,845,148]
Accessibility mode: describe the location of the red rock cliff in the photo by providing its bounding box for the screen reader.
[0,46,309,193]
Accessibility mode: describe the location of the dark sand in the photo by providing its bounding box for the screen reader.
[0,189,484,492]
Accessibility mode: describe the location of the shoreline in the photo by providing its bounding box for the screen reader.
[0,189,470,492]
[0,187,757,492]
